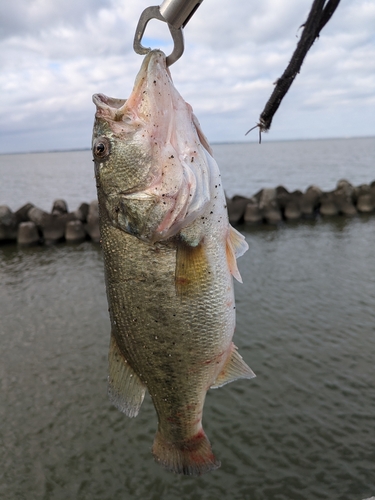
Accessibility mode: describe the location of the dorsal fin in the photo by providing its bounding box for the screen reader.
[108,334,146,417]
[210,343,255,389]
[226,225,249,283]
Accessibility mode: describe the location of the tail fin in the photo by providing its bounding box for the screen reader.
[152,429,220,476]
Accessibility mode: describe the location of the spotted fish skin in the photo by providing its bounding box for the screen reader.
[92,50,254,475]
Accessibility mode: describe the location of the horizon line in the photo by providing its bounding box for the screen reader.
[0,135,374,156]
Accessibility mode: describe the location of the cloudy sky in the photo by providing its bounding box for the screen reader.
[0,0,374,153]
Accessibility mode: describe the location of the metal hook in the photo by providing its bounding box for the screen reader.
[133,6,184,67]
[133,1,204,66]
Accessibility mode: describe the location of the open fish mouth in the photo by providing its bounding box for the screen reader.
[92,93,128,124]
[92,50,172,126]
[92,94,126,110]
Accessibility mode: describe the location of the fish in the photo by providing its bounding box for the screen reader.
[92,49,255,476]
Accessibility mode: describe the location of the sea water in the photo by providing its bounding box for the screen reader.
[0,137,374,500]
[0,137,374,211]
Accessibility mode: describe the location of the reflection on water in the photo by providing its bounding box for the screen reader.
[1,218,375,500]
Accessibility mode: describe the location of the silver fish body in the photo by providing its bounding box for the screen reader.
[92,50,254,475]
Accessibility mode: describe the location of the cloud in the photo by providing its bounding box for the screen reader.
[0,0,374,153]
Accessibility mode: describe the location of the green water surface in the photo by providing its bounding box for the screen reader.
[1,216,374,500]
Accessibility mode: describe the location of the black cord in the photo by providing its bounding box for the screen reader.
[246,0,341,141]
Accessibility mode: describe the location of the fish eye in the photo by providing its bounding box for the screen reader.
[93,137,110,159]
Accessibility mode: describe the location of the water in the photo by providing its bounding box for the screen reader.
[213,137,375,198]
[1,138,375,499]
[0,150,96,213]
[0,137,374,211]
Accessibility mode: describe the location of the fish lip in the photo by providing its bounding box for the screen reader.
[92,93,126,109]
[131,49,168,84]
[143,49,168,78]
[92,93,129,124]
[92,50,171,131]
[92,50,168,113]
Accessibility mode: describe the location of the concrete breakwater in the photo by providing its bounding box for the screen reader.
[0,200,100,245]
[1,179,375,246]
[227,179,375,225]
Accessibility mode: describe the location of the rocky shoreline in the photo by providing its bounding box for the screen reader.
[1,179,375,246]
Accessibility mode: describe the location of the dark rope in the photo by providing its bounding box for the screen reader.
[246,0,341,141]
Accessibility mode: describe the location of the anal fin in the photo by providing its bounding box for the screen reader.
[108,334,146,417]
[210,343,255,389]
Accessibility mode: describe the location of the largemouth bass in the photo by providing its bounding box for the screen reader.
[92,50,255,475]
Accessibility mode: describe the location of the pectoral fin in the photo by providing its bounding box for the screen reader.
[175,239,209,297]
[226,225,249,283]
[210,343,255,389]
[108,334,146,417]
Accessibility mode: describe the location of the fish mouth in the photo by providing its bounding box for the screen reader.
[132,49,170,89]
[92,50,176,132]
[125,49,176,124]
[92,94,126,110]
[92,93,128,124]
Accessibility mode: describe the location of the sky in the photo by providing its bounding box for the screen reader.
[0,0,374,154]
